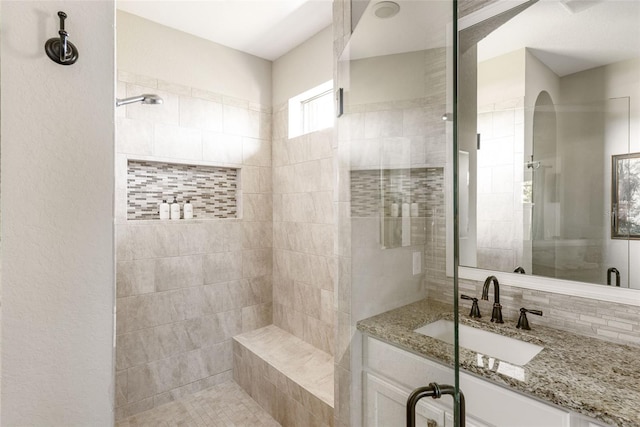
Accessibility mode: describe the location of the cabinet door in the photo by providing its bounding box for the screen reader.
[365,372,446,427]
[444,411,494,427]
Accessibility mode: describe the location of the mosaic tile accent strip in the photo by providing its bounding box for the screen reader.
[350,168,444,218]
[127,160,238,220]
[350,169,381,217]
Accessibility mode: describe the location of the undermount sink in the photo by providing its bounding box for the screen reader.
[414,319,543,366]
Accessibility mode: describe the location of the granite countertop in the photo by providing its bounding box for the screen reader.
[357,299,640,427]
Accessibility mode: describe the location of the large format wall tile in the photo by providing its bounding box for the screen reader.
[203,252,243,284]
[272,111,336,355]
[179,96,223,132]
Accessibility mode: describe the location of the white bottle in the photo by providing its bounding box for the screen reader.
[159,200,170,220]
[391,200,399,217]
[402,199,410,217]
[170,196,180,220]
[184,200,193,219]
[411,201,419,217]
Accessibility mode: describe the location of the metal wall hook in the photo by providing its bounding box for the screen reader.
[45,11,79,65]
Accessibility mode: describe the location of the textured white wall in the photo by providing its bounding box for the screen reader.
[117,10,272,106]
[1,1,115,425]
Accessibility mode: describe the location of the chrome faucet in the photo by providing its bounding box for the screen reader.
[481,276,503,323]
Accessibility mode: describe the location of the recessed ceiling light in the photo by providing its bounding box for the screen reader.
[373,1,400,19]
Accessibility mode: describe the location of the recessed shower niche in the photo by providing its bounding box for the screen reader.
[126,159,239,220]
[351,167,444,248]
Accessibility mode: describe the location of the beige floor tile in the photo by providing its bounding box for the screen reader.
[116,381,280,427]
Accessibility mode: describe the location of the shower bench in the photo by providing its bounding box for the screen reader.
[233,324,334,426]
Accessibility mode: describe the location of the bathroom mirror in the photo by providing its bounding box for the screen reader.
[458,0,640,289]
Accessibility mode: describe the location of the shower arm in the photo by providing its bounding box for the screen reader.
[116,94,163,107]
[116,96,146,107]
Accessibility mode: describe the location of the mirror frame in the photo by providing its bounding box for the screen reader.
[459,266,640,306]
[456,0,640,307]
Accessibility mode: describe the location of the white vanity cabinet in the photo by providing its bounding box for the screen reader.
[364,336,573,427]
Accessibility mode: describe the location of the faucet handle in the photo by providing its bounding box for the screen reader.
[516,307,543,330]
[461,294,481,318]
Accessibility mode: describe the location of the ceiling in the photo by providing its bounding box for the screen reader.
[344,0,451,60]
[478,0,640,76]
[345,0,638,79]
[117,0,333,61]
[117,0,639,75]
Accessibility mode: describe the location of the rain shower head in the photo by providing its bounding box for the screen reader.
[116,94,164,107]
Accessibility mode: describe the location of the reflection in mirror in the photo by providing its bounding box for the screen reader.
[459,0,640,289]
[612,152,640,239]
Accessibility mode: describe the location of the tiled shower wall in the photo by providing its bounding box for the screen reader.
[115,71,273,419]
[272,103,335,355]
[476,99,526,272]
[333,3,353,426]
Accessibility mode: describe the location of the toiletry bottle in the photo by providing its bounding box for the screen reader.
[411,201,419,217]
[159,199,170,220]
[170,196,180,220]
[391,199,399,217]
[402,198,410,217]
[184,200,193,219]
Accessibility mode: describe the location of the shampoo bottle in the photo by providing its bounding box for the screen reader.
[411,201,419,217]
[184,200,193,219]
[159,199,170,220]
[390,199,399,217]
[170,196,180,220]
[402,198,410,218]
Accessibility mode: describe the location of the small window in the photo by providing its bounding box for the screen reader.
[288,80,334,138]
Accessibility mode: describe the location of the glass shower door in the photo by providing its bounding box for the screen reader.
[335,0,461,425]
